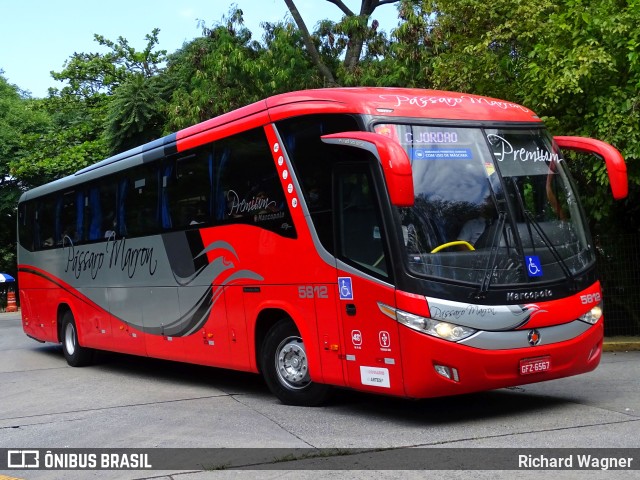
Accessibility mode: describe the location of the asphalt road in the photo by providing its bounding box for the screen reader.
[1,311,639,480]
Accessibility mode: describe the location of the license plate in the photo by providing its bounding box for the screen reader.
[519,356,551,375]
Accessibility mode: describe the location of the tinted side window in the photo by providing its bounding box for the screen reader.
[164,150,212,230]
[18,202,34,251]
[30,190,87,247]
[276,114,360,252]
[217,128,295,238]
[121,164,159,237]
[37,197,56,248]
[24,128,296,248]
[336,166,389,279]
[58,191,80,244]
[90,181,118,240]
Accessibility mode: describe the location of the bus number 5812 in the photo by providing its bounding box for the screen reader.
[298,286,329,299]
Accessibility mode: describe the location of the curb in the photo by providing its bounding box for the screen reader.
[603,337,640,352]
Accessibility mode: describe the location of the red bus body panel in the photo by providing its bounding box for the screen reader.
[399,319,603,398]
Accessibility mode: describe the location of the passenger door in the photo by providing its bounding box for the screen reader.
[333,164,405,397]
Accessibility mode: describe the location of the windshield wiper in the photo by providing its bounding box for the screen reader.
[510,178,577,290]
[472,211,507,300]
[522,209,576,289]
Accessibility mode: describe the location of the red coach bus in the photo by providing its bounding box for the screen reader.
[17,88,627,406]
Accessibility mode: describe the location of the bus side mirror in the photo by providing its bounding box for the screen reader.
[554,136,628,200]
[321,132,414,207]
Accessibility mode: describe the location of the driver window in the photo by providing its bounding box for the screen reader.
[336,166,389,279]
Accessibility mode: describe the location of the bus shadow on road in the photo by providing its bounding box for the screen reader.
[327,387,574,425]
[92,348,271,396]
[30,343,269,396]
[38,344,572,423]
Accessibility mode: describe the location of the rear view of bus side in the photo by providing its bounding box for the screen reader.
[17,88,628,406]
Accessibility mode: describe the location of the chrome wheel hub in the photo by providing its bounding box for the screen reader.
[276,336,310,390]
[64,323,76,356]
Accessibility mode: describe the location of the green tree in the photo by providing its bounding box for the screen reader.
[519,0,640,230]
[102,30,170,154]
[105,73,169,153]
[424,0,639,232]
[258,20,324,93]
[347,0,434,86]
[51,28,166,98]
[46,29,169,156]
[165,9,263,129]
[165,8,321,130]
[10,27,168,184]
[10,94,109,187]
[426,0,555,98]
[285,0,399,86]
[0,74,49,277]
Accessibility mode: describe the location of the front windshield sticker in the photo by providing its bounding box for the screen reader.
[526,255,543,277]
[484,162,496,175]
[374,124,400,142]
[487,134,560,164]
[411,148,473,160]
[486,132,560,178]
[405,131,459,143]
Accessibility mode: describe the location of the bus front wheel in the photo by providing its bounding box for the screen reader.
[260,320,331,406]
[61,310,94,367]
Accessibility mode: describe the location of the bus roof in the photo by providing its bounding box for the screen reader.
[266,87,540,123]
[178,87,541,145]
[20,88,541,201]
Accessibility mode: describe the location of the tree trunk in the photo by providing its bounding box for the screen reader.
[283,0,340,87]
[285,0,398,84]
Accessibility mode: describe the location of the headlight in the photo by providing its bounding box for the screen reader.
[379,303,477,342]
[579,303,603,325]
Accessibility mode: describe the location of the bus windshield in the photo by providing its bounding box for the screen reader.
[375,124,594,286]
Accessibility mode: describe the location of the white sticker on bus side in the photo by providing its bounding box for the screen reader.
[360,366,390,388]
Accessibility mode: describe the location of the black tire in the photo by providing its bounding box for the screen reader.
[260,320,331,406]
[61,310,94,367]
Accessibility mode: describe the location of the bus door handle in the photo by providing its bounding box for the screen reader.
[345,304,356,316]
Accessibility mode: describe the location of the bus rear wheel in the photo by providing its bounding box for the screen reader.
[61,311,94,367]
[260,320,331,406]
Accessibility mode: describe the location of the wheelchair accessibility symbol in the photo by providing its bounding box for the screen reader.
[338,277,354,300]
[526,255,543,277]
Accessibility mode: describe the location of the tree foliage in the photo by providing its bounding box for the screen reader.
[102,30,170,154]
[9,92,109,187]
[105,73,169,153]
[44,29,170,158]
[518,0,640,229]
[0,76,49,185]
[165,7,322,130]
[51,29,167,98]
[0,74,50,276]
[165,10,265,129]
[347,0,434,86]
[285,0,399,86]
[426,0,639,231]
